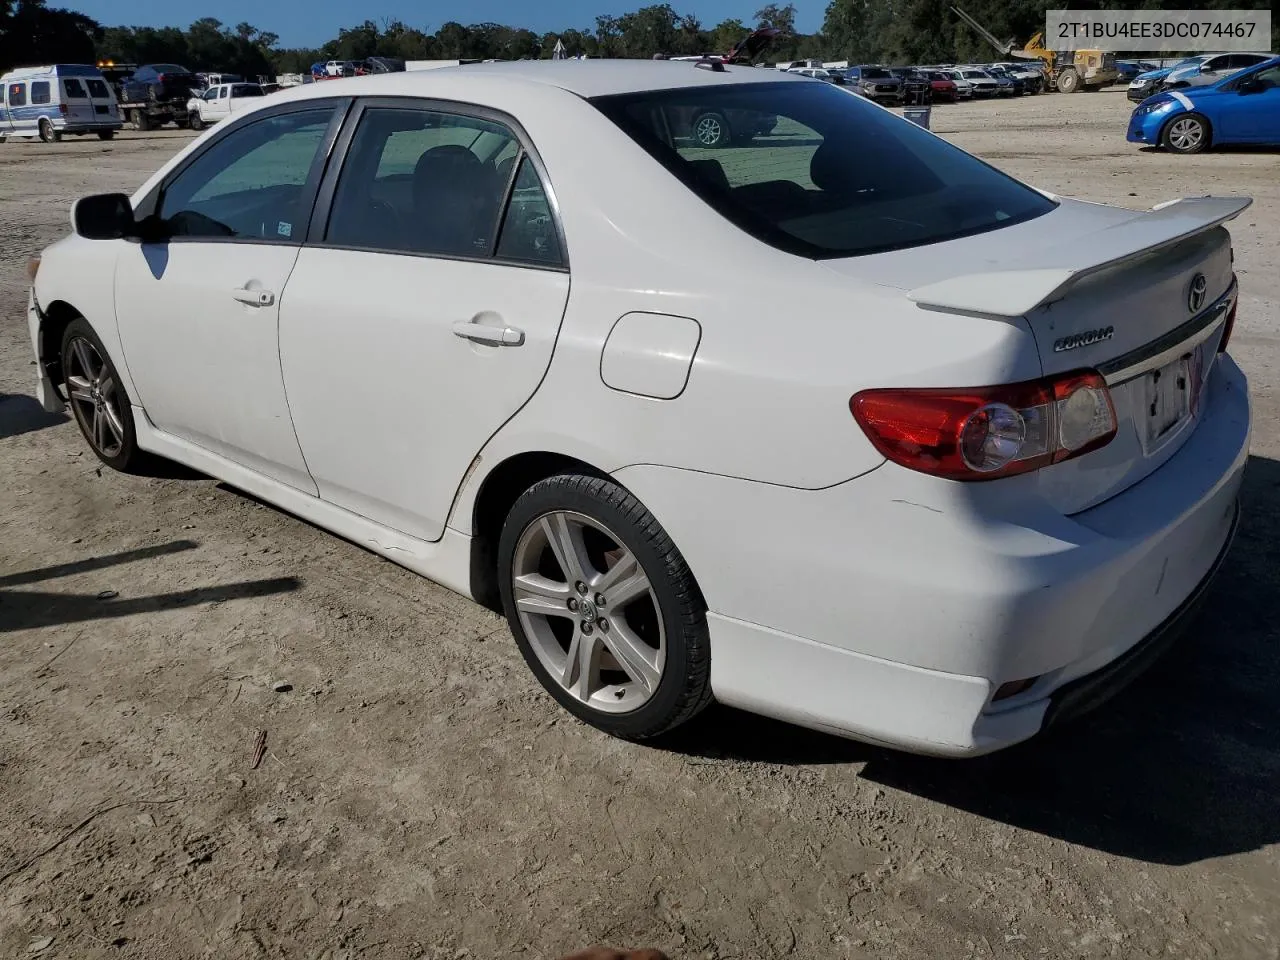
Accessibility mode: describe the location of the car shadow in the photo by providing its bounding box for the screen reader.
[0,393,67,440]
[656,454,1280,866]
[0,539,301,631]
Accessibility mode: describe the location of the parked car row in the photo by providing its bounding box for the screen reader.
[811,62,1045,105]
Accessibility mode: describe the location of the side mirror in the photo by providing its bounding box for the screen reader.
[1200,63,1216,73]
[1238,77,1262,94]
[71,193,136,240]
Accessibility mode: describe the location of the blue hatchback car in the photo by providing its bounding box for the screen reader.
[1128,56,1280,153]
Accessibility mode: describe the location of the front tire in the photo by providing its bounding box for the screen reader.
[189,112,204,131]
[60,318,142,471]
[96,130,115,140]
[1162,113,1210,154]
[38,118,61,143]
[691,111,731,148]
[498,474,713,740]
[1057,68,1081,93]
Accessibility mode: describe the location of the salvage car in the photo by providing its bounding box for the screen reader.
[1128,56,1280,153]
[27,62,1251,756]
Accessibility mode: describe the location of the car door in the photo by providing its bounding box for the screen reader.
[60,77,95,127]
[115,101,346,491]
[277,99,571,542]
[1216,65,1280,142]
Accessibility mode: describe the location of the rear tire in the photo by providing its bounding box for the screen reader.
[498,474,713,741]
[132,110,151,132]
[96,130,114,141]
[59,318,143,472]
[38,118,60,143]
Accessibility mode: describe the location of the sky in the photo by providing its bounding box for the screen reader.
[71,0,827,48]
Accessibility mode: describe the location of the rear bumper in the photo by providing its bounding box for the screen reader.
[614,355,1251,756]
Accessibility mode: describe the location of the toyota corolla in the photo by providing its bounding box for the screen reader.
[26,62,1251,756]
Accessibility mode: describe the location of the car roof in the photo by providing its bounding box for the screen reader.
[288,60,804,101]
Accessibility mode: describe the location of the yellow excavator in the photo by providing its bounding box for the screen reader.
[950,5,1119,92]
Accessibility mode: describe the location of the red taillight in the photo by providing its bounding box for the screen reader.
[1218,300,1237,354]
[851,370,1117,481]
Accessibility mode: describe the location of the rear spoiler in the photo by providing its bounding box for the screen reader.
[907,196,1252,317]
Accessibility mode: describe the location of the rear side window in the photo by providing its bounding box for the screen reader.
[8,83,26,107]
[592,81,1055,259]
[87,79,109,98]
[325,106,537,261]
[497,157,562,265]
[63,78,87,99]
[30,81,51,105]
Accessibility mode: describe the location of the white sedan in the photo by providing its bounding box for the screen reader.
[26,61,1250,756]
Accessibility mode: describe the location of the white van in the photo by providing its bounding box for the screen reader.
[0,64,122,143]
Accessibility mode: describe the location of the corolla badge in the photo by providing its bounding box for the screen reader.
[1053,326,1115,353]
[1188,273,1208,313]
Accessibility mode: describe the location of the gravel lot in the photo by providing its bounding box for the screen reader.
[2,90,1279,960]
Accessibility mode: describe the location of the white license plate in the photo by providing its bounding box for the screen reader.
[1142,348,1206,450]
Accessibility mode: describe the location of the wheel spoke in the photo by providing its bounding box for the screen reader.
[72,339,97,380]
[102,401,125,444]
[562,627,603,701]
[92,407,106,450]
[602,620,662,694]
[513,573,573,619]
[541,514,592,586]
[66,375,93,402]
[597,550,650,609]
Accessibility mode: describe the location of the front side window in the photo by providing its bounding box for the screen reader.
[8,83,26,107]
[87,79,109,98]
[593,81,1055,259]
[62,78,87,99]
[325,106,523,259]
[30,81,50,105]
[157,107,333,241]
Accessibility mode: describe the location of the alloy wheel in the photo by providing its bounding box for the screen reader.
[695,116,723,146]
[511,510,666,714]
[1168,117,1203,151]
[65,336,126,458]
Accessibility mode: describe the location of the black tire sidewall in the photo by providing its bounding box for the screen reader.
[497,475,709,739]
[60,317,139,471]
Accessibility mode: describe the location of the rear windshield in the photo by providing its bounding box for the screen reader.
[86,78,109,98]
[591,81,1055,260]
[861,68,890,78]
[231,84,264,97]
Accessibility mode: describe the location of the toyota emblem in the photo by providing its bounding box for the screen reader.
[1188,273,1208,313]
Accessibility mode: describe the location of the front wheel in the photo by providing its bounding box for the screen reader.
[131,110,151,132]
[188,112,204,131]
[38,118,61,143]
[1162,113,1210,154]
[1057,68,1081,93]
[691,111,731,148]
[96,130,115,140]
[498,475,713,740]
[60,318,142,471]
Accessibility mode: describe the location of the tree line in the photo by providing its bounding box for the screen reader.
[2,0,1275,79]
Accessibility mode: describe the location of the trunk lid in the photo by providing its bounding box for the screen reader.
[820,195,1247,514]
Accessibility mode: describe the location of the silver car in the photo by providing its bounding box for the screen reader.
[1164,52,1274,89]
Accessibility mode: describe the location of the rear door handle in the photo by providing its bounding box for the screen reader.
[452,321,524,347]
[232,287,275,307]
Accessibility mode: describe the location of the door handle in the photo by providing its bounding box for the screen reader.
[232,287,275,307]
[451,320,524,346]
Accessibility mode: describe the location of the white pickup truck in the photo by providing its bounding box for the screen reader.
[186,82,265,130]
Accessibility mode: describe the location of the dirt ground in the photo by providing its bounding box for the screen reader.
[2,90,1279,960]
